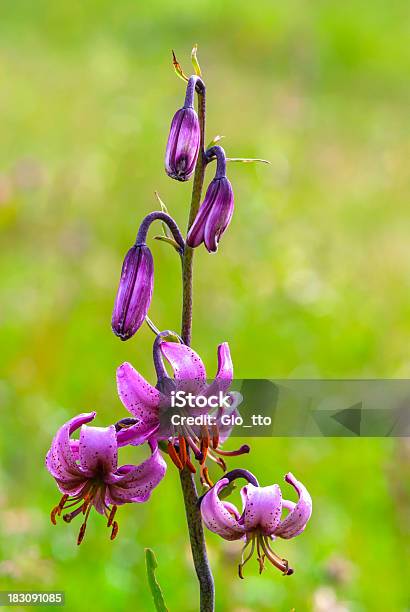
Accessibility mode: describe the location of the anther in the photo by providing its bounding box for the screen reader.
[50,507,59,525]
[167,442,183,470]
[178,436,187,467]
[211,425,219,450]
[77,522,87,545]
[186,456,197,474]
[107,505,117,527]
[202,467,214,488]
[110,521,119,540]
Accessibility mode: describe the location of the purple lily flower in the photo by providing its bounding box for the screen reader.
[112,243,153,341]
[116,336,248,483]
[45,412,166,544]
[200,470,312,577]
[187,146,234,253]
[165,76,202,181]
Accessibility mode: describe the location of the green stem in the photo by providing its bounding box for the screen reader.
[179,87,215,612]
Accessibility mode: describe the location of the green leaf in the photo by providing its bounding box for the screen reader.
[219,481,237,499]
[154,235,183,253]
[226,157,271,164]
[207,134,225,148]
[145,548,169,612]
[191,43,202,77]
[154,191,171,237]
[172,50,189,82]
[145,316,160,336]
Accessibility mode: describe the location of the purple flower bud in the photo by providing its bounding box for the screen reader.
[187,147,234,253]
[165,77,201,182]
[112,244,153,341]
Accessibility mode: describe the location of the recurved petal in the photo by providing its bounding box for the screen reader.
[200,478,245,541]
[106,440,167,504]
[275,472,312,539]
[116,420,159,447]
[204,177,234,253]
[160,342,206,388]
[116,362,160,423]
[206,342,233,398]
[79,425,118,475]
[239,483,282,535]
[45,412,96,482]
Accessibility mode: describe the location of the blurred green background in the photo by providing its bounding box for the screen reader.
[1,1,409,610]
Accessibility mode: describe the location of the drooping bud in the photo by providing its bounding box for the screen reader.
[187,146,234,253]
[111,244,153,341]
[165,76,202,181]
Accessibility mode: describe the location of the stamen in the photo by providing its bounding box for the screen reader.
[261,536,294,576]
[167,442,183,470]
[58,494,69,513]
[238,536,256,579]
[185,434,202,460]
[77,522,87,545]
[210,425,219,449]
[50,507,59,525]
[256,537,265,574]
[185,456,197,474]
[110,521,119,540]
[200,441,208,465]
[178,436,187,467]
[201,466,214,488]
[107,505,117,527]
[213,444,250,457]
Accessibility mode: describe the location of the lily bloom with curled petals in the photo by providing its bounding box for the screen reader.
[200,469,312,578]
[45,412,166,544]
[116,333,248,486]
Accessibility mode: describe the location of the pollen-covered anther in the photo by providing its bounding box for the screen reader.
[210,425,219,450]
[107,505,117,527]
[200,466,214,488]
[110,521,119,541]
[77,522,87,546]
[178,436,187,467]
[186,456,197,474]
[50,506,59,525]
[167,441,183,470]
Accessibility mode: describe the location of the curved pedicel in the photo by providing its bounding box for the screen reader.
[153,330,183,393]
[136,211,185,254]
[205,145,227,179]
[184,75,205,108]
[197,469,259,507]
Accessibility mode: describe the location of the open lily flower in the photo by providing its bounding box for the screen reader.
[200,470,312,577]
[45,412,166,544]
[117,335,249,484]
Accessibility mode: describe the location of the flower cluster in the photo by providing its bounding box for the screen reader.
[45,49,312,582]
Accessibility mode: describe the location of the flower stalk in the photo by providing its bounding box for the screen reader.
[179,80,215,611]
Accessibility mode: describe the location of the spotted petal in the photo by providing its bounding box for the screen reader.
[79,425,118,475]
[275,472,312,539]
[200,478,245,541]
[106,441,166,504]
[206,342,233,398]
[45,412,96,483]
[117,362,160,429]
[160,342,206,392]
[239,483,282,536]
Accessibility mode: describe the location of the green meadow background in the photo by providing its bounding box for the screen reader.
[1,1,409,610]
